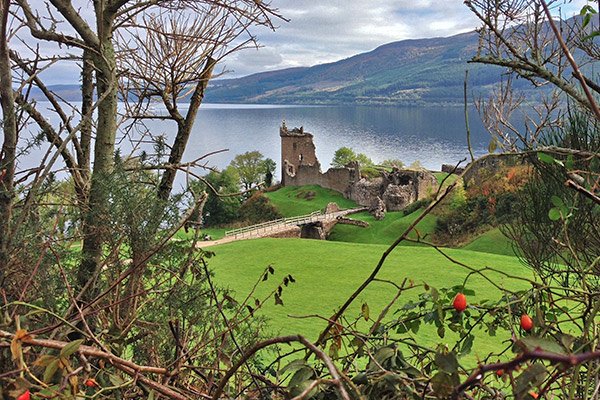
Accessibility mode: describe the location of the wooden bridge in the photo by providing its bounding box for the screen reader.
[198,207,366,247]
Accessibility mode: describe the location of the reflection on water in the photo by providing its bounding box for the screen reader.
[21,103,491,186]
[178,104,489,175]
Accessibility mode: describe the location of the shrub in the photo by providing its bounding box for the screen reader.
[238,192,283,224]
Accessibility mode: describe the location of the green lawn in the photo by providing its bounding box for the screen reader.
[433,171,459,185]
[264,185,357,217]
[463,227,517,257]
[207,238,532,359]
[328,209,437,246]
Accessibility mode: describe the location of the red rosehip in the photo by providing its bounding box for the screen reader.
[17,390,30,400]
[496,369,504,377]
[521,314,534,331]
[84,378,99,388]
[453,293,467,312]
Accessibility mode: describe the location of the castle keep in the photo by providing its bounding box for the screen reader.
[280,123,438,213]
[280,123,360,195]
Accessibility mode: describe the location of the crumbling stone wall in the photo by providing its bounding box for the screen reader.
[349,169,437,210]
[280,122,437,212]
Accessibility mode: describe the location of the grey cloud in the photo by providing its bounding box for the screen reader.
[221,0,589,78]
[17,0,590,83]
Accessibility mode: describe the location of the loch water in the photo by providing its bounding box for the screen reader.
[176,103,490,176]
[24,103,491,185]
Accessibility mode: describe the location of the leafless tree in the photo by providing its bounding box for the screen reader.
[0,0,282,302]
[465,0,600,114]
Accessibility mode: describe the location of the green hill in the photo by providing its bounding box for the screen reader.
[206,31,526,105]
[263,185,357,217]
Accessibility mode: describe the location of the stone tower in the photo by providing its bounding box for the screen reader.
[279,121,320,186]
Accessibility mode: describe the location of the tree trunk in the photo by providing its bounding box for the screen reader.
[77,10,118,299]
[0,0,17,277]
[157,57,216,201]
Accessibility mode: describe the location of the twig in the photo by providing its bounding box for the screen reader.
[0,329,190,399]
[566,179,600,205]
[315,176,460,347]
[464,70,475,162]
[541,0,600,121]
[211,335,351,400]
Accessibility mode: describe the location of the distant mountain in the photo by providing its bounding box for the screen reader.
[37,25,585,106]
[205,31,515,106]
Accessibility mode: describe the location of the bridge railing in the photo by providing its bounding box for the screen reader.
[224,210,323,238]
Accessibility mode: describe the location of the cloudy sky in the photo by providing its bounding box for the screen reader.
[29,0,588,84]
[223,0,588,78]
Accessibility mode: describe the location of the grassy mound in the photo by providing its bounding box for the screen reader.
[462,227,516,256]
[327,209,437,246]
[263,185,357,217]
[207,238,531,357]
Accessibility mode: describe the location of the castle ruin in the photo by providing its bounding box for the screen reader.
[280,123,438,213]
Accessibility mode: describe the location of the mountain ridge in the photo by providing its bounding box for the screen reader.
[205,30,513,105]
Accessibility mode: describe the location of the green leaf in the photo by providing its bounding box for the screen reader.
[515,363,547,398]
[548,207,561,221]
[373,346,396,366]
[60,339,84,358]
[537,152,554,164]
[437,326,445,339]
[43,359,60,383]
[279,359,308,375]
[560,334,576,351]
[289,367,314,396]
[434,349,459,374]
[431,371,460,398]
[488,138,498,154]
[520,336,567,355]
[584,13,592,28]
[109,373,125,387]
[460,334,475,356]
[550,196,564,208]
[565,154,575,170]
[361,302,370,321]
[37,386,60,397]
[352,372,368,385]
[583,31,600,41]
[580,5,597,15]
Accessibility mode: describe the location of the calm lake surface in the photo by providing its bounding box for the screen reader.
[174,103,489,177]
[25,103,491,184]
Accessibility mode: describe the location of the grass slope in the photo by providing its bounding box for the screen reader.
[328,210,437,246]
[264,185,357,217]
[463,227,516,257]
[264,184,515,256]
[208,238,530,358]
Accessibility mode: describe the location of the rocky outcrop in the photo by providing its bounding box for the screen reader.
[350,178,384,206]
[369,196,386,220]
[382,185,414,211]
[336,217,370,227]
[441,164,465,174]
